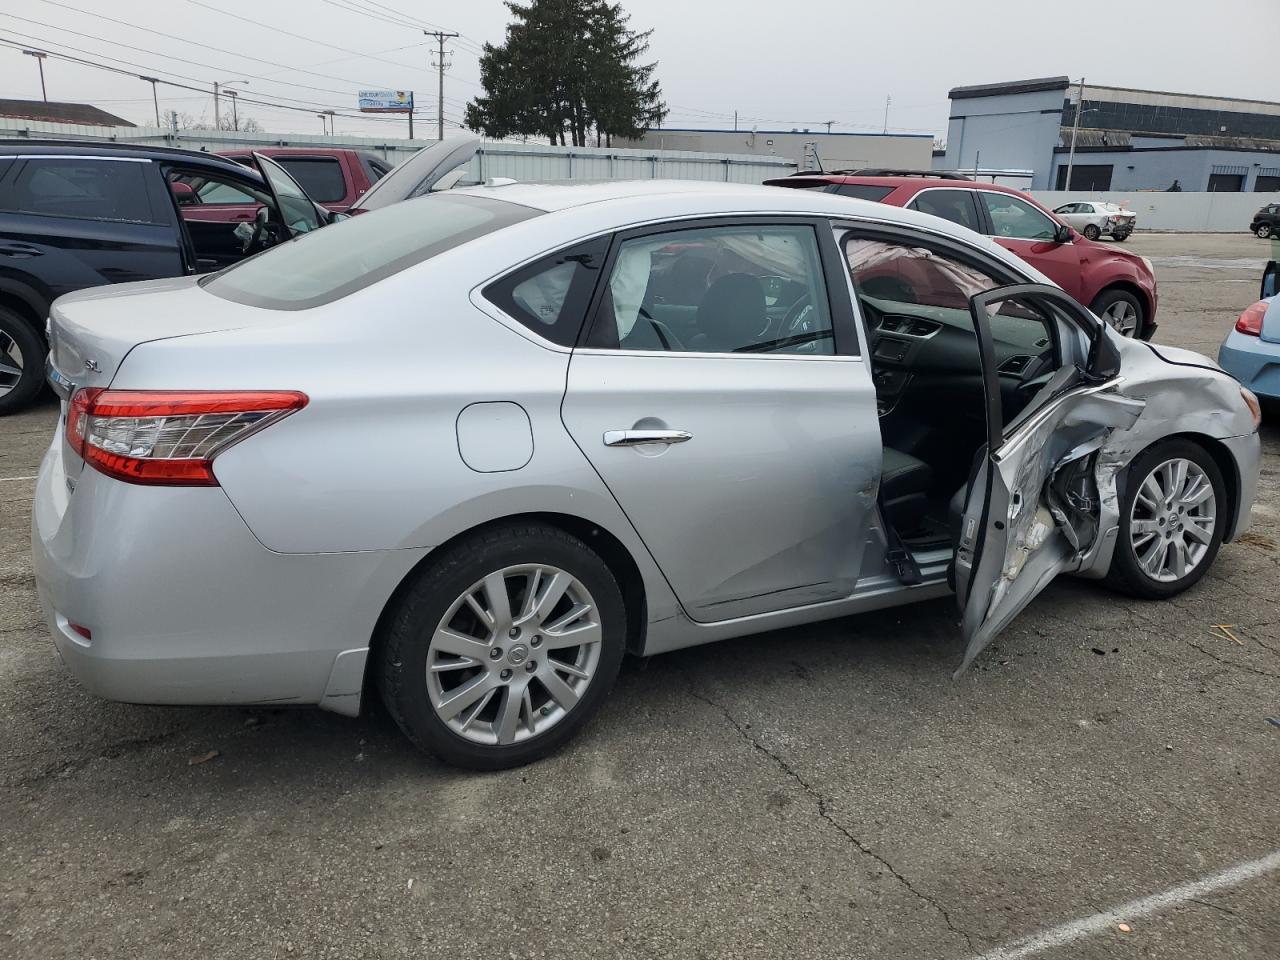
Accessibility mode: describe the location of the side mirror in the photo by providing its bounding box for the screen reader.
[1263,261,1278,300]
[1054,224,1072,244]
[170,181,196,205]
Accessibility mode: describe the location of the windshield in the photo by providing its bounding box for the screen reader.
[203,193,539,310]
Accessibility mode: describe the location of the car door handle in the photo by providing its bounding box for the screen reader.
[0,243,42,258]
[603,429,692,447]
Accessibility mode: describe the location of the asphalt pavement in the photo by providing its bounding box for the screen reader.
[1,232,1277,959]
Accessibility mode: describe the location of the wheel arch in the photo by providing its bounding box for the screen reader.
[1117,431,1242,541]
[1091,279,1154,336]
[0,280,49,341]
[362,511,650,712]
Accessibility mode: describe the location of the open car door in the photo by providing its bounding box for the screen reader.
[953,283,1146,674]
[251,152,327,240]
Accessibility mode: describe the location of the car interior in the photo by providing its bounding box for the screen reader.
[843,236,1062,549]
[166,168,278,271]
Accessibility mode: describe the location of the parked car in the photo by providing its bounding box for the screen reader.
[1250,202,1280,239]
[766,171,1159,339]
[0,138,480,415]
[33,180,1260,769]
[1052,200,1136,241]
[219,147,393,213]
[1218,261,1280,404]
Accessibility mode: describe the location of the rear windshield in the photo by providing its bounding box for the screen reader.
[203,193,539,310]
[770,180,894,202]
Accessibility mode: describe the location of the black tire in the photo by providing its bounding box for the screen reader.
[377,522,627,770]
[1105,439,1227,600]
[1090,288,1147,339]
[1112,231,1129,242]
[1256,224,1273,240]
[0,307,45,416]
[1083,224,1101,241]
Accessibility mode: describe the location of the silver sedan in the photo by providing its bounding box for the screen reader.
[33,181,1261,769]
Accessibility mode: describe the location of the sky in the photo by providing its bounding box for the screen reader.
[0,0,1276,141]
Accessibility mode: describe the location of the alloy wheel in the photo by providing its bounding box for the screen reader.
[0,329,23,400]
[1129,457,1217,583]
[1102,300,1140,337]
[1257,224,1273,239]
[425,563,603,746]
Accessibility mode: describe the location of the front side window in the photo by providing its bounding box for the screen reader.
[979,193,1058,241]
[484,239,608,347]
[909,189,981,232]
[276,157,347,203]
[586,224,834,355]
[204,193,539,310]
[6,158,153,223]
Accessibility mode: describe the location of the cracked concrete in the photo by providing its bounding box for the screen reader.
[1,233,1278,959]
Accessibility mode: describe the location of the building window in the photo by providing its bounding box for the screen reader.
[1055,164,1113,191]
[1254,175,1280,193]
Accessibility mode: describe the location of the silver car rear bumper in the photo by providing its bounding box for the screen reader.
[31,435,425,715]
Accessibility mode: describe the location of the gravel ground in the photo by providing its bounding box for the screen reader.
[1,231,1277,959]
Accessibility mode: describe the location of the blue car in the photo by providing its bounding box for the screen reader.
[1219,262,1280,402]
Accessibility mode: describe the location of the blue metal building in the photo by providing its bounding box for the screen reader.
[933,77,1280,192]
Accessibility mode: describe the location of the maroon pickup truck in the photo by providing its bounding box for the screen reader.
[218,147,393,213]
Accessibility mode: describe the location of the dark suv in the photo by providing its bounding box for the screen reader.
[766,170,1159,340]
[1251,203,1280,239]
[0,142,329,413]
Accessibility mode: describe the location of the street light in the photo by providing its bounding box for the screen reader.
[213,79,248,130]
[22,50,48,102]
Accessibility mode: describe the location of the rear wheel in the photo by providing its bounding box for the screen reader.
[0,307,45,416]
[377,523,626,770]
[1083,223,1101,241]
[1091,288,1145,339]
[1106,440,1226,599]
[1112,231,1129,242]
[1256,224,1274,239]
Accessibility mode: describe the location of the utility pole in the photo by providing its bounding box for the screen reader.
[228,90,239,132]
[408,107,414,140]
[1064,76,1085,191]
[824,120,834,134]
[213,80,220,129]
[426,30,458,141]
[23,50,48,101]
[883,95,891,133]
[734,110,738,132]
[141,76,160,127]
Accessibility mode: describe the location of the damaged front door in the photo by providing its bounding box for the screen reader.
[953,284,1145,674]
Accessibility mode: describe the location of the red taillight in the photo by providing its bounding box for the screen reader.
[1235,300,1268,336]
[67,389,307,486]
[68,622,93,640]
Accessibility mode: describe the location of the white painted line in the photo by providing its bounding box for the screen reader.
[0,476,37,482]
[968,850,1280,960]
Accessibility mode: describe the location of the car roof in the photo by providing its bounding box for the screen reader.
[0,139,259,174]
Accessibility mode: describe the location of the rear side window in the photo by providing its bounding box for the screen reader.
[276,157,347,203]
[483,238,609,346]
[204,193,539,310]
[3,158,153,223]
[908,189,981,232]
[834,184,893,202]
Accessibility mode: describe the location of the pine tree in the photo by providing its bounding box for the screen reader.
[465,0,667,147]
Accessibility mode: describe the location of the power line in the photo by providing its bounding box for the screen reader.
[2,14,471,111]
[0,34,459,127]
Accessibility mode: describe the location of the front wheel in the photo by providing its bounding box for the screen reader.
[1256,224,1273,239]
[1106,440,1226,599]
[1112,231,1129,242]
[0,307,45,416]
[377,522,626,770]
[1091,288,1146,339]
[1083,224,1102,241]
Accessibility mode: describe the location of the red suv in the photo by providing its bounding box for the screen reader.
[766,171,1158,339]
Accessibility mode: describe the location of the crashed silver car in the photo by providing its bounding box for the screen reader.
[32,181,1261,769]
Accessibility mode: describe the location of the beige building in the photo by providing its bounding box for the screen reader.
[617,127,935,172]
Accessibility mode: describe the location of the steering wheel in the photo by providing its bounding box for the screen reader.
[241,206,271,253]
[781,294,820,349]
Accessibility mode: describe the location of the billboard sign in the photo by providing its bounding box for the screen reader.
[358,90,413,113]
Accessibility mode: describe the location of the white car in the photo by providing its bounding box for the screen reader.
[1052,201,1136,241]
